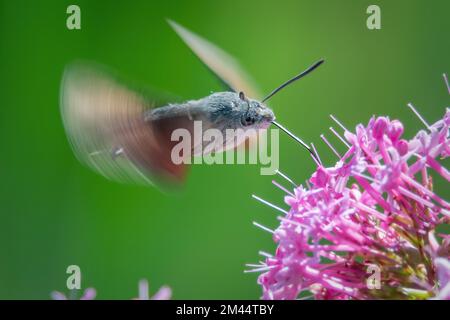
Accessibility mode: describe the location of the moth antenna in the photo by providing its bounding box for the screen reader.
[262,59,324,103]
[271,120,319,163]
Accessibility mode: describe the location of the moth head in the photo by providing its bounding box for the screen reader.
[238,91,275,128]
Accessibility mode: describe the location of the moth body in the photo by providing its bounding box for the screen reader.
[146,92,275,136]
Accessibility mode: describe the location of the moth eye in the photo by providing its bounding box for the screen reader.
[242,114,255,126]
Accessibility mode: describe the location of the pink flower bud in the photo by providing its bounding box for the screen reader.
[388,119,404,141]
[396,139,409,156]
[372,117,388,139]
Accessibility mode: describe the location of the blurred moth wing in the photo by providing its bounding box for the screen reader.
[168,20,262,100]
[168,20,265,148]
[60,64,192,186]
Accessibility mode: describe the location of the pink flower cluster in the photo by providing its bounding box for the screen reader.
[254,106,450,299]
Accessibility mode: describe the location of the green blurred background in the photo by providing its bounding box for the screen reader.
[0,0,448,299]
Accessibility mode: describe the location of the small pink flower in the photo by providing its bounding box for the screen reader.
[51,279,172,300]
[51,288,96,300]
[434,258,450,299]
[134,279,172,300]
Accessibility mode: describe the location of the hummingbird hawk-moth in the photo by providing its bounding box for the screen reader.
[60,20,323,186]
